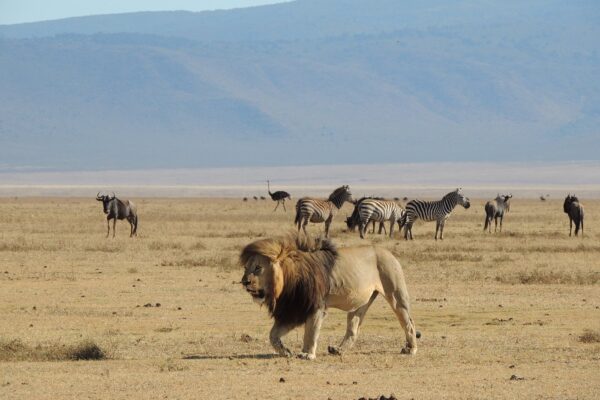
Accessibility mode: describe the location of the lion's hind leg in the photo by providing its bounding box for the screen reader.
[383,289,417,355]
[328,292,378,356]
[299,309,326,360]
[269,322,294,358]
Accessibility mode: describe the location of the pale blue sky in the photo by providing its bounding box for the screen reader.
[0,0,290,24]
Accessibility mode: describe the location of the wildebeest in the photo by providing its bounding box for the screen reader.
[563,194,584,237]
[96,192,138,238]
[484,193,512,233]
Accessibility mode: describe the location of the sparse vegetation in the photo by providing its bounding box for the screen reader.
[0,339,106,361]
[579,330,600,344]
[496,270,600,285]
[0,197,597,399]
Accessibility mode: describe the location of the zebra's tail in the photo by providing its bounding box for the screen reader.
[294,201,302,227]
[483,215,489,231]
[398,212,407,229]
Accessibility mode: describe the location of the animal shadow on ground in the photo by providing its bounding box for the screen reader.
[182,353,279,360]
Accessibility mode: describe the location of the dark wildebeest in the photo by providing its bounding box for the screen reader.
[563,194,584,237]
[96,192,138,238]
[484,193,512,233]
[345,197,387,235]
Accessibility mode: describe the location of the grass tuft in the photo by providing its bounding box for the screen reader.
[579,330,600,344]
[0,339,106,362]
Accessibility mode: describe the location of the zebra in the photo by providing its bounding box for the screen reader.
[402,188,470,240]
[345,197,387,235]
[357,199,405,239]
[96,192,138,238]
[294,185,353,238]
[484,193,512,233]
[563,194,584,237]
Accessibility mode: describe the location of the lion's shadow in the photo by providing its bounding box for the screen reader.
[182,353,279,360]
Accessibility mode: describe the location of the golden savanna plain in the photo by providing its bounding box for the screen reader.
[0,197,599,399]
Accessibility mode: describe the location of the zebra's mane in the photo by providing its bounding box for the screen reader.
[442,190,460,201]
[327,185,352,207]
[328,185,350,201]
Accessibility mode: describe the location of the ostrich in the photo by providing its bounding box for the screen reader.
[267,180,291,211]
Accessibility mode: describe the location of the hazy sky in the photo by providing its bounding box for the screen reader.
[0,0,290,24]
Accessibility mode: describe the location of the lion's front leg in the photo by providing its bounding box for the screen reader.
[269,322,294,358]
[298,309,326,360]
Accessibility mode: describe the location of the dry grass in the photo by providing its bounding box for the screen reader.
[496,269,600,285]
[0,197,598,399]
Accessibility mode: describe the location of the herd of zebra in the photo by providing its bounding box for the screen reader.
[269,183,585,240]
[291,185,473,240]
[95,184,585,240]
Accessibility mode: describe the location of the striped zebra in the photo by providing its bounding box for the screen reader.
[563,194,584,237]
[357,199,405,239]
[294,185,353,238]
[484,193,512,233]
[346,197,387,235]
[402,188,471,240]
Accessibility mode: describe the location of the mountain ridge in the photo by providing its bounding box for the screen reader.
[1,0,598,169]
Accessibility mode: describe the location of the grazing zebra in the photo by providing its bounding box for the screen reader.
[345,197,387,235]
[484,194,512,233]
[295,185,353,238]
[563,194,584,237]
[402,188,471,240]
[357,199,405,239]
[96,192,138,238]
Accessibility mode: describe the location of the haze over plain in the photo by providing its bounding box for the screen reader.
[1,0,598,171]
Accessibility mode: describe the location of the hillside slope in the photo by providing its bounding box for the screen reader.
[0,0,598,169]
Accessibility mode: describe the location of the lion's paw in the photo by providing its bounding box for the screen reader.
[400,346,417,355]
[297,352,316,360]
[277,348,294,358]
[327,345,342,355]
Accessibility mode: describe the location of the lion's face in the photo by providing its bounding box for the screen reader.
[241,254,273,305]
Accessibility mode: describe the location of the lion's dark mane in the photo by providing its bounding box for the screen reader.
[240,236,338,328]
[272,238,337,327]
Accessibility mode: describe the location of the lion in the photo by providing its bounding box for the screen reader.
[240,235,419,360]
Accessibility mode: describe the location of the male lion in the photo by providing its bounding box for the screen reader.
[240,236,418,360]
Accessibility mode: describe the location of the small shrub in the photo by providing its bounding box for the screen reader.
[579,330,600,344]
[68,341,106,360]
[0,339,106,361]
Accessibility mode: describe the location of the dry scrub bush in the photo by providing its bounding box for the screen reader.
[579,330,600,343]
[0,339,106,361]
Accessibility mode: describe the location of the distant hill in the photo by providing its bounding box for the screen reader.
[0,0,599,170]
